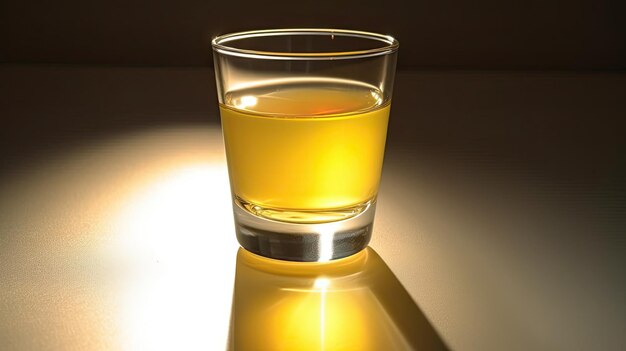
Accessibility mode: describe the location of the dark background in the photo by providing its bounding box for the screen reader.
[1,0,624,70]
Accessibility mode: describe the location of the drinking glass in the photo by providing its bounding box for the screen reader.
[212,29,398,261]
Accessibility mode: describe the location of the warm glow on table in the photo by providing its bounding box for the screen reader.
[0,125,444,350]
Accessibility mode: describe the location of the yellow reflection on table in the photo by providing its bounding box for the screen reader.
[230,248,448,351]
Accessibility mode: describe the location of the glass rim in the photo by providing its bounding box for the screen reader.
[211,28,399,60]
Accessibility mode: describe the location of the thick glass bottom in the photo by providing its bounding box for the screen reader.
[235,196,372,224]
[232,199,376,262]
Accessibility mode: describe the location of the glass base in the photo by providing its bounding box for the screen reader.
[233,200,376,262]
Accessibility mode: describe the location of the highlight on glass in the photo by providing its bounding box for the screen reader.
[212,29,399,262]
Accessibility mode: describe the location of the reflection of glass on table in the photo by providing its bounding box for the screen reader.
[230,247,449,350]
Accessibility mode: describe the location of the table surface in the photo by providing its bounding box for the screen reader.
[1,66,625,351]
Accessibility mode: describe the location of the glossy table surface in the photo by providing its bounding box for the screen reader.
[1,66,624,350]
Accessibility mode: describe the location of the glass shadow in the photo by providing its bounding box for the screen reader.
[228,247,449,350]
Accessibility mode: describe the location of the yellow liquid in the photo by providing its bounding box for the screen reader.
[219,79,390,223]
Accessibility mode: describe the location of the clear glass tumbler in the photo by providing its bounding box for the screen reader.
[212,29,398,262]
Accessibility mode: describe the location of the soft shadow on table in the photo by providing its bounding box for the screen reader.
[228,247,449,351]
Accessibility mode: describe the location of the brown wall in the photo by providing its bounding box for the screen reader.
[0,0,624,70]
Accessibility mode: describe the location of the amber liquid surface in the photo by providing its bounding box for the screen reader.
[219,79,390,223]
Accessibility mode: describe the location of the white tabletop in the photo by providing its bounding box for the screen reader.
[1,67,624,350]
